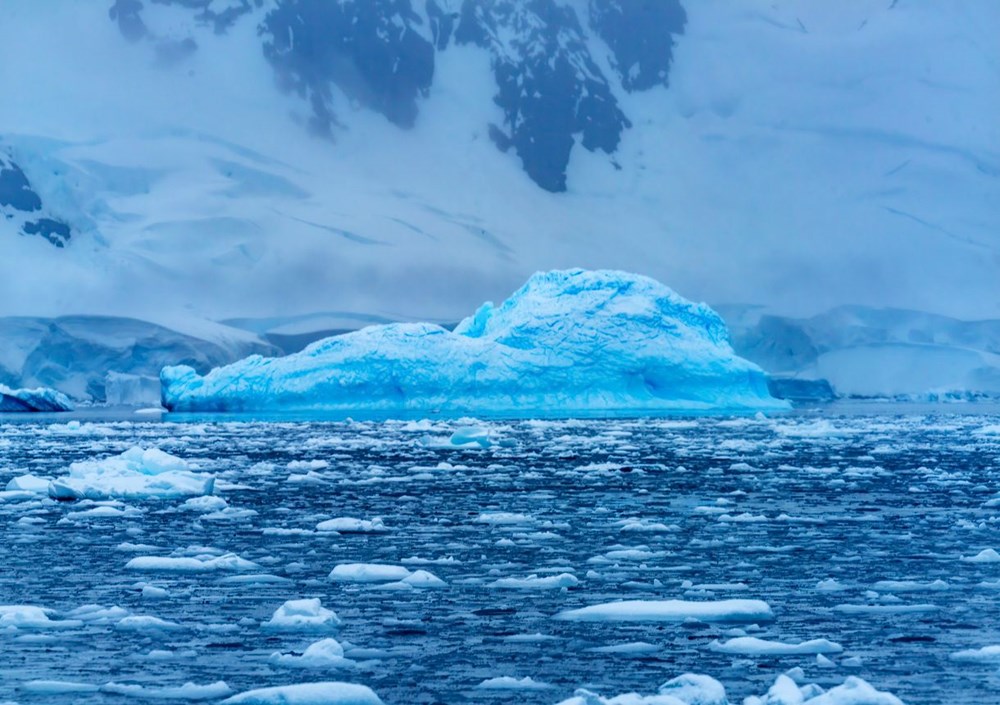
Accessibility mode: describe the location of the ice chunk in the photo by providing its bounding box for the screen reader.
[961,548,1000,563]
[221,682,383,704]
[48,446,214,500]
[950,645,1000,662]
[0,383,73,412]
[0,605,82,630]
[328,564,411,583]
[162,270,784,414]
[448,426,492,448]
[658,673,728,704]
[126,553,259,573]
[115,615,183,632]
[102,681,233,699]
[399,570,447,588]
[488,573,578,589]
[316,517,386,533]
[262,599,341,633]
[708,637,843,655]
[20,681,99,694]
[476,677,553,690]
[555,599,773,623]
[271,638,356,669]
[5,474,49,493]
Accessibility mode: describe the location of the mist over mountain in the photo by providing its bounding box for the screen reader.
[1,0,997,324]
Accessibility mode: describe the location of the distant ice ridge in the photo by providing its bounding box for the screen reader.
[0,383,73,412]
[162,270,785,415]
[555,672,903,705]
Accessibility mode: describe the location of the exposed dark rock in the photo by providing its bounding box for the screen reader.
[23,218,72,248]
[589,0,687,91]
[455,0,629,192]
[0,157,42,212]
[260,0,435,133]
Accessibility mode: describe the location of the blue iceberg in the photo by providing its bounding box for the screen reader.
[161,270,785,415]
[0,384,74,412]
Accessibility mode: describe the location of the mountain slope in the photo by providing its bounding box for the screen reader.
[1,0,997,324]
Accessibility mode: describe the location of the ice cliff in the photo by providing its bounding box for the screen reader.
[161,270,784,415]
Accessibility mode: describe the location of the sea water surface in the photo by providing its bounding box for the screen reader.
[1,406,999,703]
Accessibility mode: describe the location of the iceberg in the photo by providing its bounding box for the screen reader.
[0,383,73,412]
[162,270,784,415]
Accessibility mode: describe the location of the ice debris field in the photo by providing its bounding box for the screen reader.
[1,413,999,703]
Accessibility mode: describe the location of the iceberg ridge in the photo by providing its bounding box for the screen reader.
[161,270,785,415]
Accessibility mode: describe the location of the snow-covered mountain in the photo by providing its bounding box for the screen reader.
[2,0,997,325]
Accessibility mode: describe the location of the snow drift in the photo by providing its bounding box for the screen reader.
[161,270,784,415]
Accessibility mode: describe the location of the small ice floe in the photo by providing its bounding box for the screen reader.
[394,570,447,589]
[556,673,903,705]
[0,606,82,630]
[221,682,383,704]
[262,599,341,633]
[488,573,578,589]
[833,603,939,615]
[61,503,144,523]
[126,550,260,573]
[272,638,357,669]
[316,517,387,533]
[615,518,676,533]
[400,555,460,566]
[708,636,843,655]
[961,548,1000,563]
[48,447,214,500]
[872,579,951,592]
[102,681,233,699]
[449,426,493,448]
[217,574,293,586]
[288,459,330,471]
[329,564,411,583]
[950,645,1000,662]
[555,599,773,623]
[815,578,847,592]
[115,615,183,632]
[586,642,659,655]
[476,512,535,525]
[19,681,99,694]
[179,495,229,513]
[5,474,49,493]
[476,676,553,690]
[66,604,130,625]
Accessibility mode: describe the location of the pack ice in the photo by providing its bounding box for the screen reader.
[161,270,784,414]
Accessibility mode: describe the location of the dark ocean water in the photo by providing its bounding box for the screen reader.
[1,409,998,704]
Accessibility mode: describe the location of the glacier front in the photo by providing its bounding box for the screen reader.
[161,270,785,415]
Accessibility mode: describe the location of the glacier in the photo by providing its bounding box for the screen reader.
[0,383,73,412]
[161,270,784,415]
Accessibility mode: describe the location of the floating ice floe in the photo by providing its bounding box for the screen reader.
[950,645,1000,662]
[555,599,773,623]
[708,636,843,655]
[961,548,1000,563]
[477,676,553,690]
[329,564,412,583]
[115,615,183,632]
[271,638,356,669]
[262,599,341,633]
[872,579,951,592]
[316,517,387,533]
[161,270,784,414]
[221,682,384,704]
[102,681,233,699]
[488,573,579,589]
[555,673,903,705]
[48,446,214,500]
[0,605,82,630]
[587,642,659,655]
[126,551,260,573]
